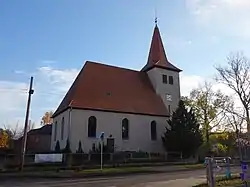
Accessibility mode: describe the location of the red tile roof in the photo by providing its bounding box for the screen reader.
[53,62,169,117]
[53,24,180,118]
[141,25,182,72]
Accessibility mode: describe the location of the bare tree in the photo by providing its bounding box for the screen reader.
[215,52,250,131]
[3,122,23,140]
[3,120,35,140]
[224,104,245,133]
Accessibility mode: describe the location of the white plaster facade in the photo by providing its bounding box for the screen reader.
[51,109,170,153]
[147,67,181,114]
[51,66,180,153]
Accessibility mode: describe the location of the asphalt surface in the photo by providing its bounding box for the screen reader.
[0,167,241,187]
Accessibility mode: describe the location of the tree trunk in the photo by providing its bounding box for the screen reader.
[246,109,250,132]
[205,112,209,144]
[206,128,209,144]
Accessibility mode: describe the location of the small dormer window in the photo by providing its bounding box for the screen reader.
[162,74,168,84]
[169,76,173,85]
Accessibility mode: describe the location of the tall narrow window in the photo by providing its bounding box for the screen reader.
[169,76,173,85]
[122,118,129,140]
[162,74,168,84]
[88,116,97,137]
[61,117,64,140]
[168,105,171,114]
[151,121,157,140]
[54,121,57,141]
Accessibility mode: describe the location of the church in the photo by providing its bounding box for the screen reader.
[51,22,182,153]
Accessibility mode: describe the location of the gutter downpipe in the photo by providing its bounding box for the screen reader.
[66,101,73,166]
[68,100,73,143]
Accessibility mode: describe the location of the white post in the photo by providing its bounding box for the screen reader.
[101,139,103,171]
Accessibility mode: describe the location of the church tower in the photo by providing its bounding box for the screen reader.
[141,22,182,115]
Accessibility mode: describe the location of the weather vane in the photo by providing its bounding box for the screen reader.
[154,8,158,25]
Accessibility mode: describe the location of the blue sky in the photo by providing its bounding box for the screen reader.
[1,0,250,128]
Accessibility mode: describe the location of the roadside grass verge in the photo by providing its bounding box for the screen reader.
[0,162,205,173]
[181,164,204,169]
[77,167,151,174]
[193,175,243,187]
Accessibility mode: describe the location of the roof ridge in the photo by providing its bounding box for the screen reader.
[86,61,140,73]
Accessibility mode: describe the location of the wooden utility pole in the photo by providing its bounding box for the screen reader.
[20,76,34,171]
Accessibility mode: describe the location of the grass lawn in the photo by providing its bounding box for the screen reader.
[193,176,244,187]
[2,162,206,174]
[78,167,151,174]
[177,163,204,169]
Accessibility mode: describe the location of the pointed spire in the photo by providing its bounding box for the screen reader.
[141,24,182,72]
[147,25,168,66]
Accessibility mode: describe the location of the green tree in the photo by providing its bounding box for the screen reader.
[76,140,83,153]
[209,132,237,156]
[162,100,203,158]
[183,81,231,143]
[63,139,71,153]
[55,140,61,153]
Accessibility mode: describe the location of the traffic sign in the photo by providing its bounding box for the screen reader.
[99,132,104,140]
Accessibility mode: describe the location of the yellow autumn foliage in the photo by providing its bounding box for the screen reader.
[0,130,9,148]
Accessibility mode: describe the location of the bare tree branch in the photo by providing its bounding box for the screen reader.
[3,122,23,140]
[215,52,250,131]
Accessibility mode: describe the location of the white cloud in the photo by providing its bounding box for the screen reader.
[0,81,28,127]
[0,66,78,129]
[14,70,25,74]
[186,0,250,38]
[180,73,243,110]
[180,74,203,96]
[41,60,56,65]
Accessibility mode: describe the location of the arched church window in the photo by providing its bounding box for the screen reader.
[61,117,64,140]
[54,121,57,141]
[151,121,157,140]
[122,118,129,140]
[88,116,97,137]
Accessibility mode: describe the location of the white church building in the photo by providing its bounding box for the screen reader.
[51,23,182,153]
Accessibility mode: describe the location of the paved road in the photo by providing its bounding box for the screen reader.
[0,167,241,187]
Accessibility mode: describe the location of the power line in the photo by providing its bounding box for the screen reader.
[0,89,28,92]
[0,89,65,96]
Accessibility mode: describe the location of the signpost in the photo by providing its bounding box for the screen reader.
[204,157,232,187]
[241,162,249,187]
[225,157,231,179]
[99,132,104,171]
[205,157,215,187]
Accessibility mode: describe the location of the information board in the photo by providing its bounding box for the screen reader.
[34,154,63,163]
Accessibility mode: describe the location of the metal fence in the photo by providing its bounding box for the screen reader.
[0,151,199,170]
[205,157,232,187]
